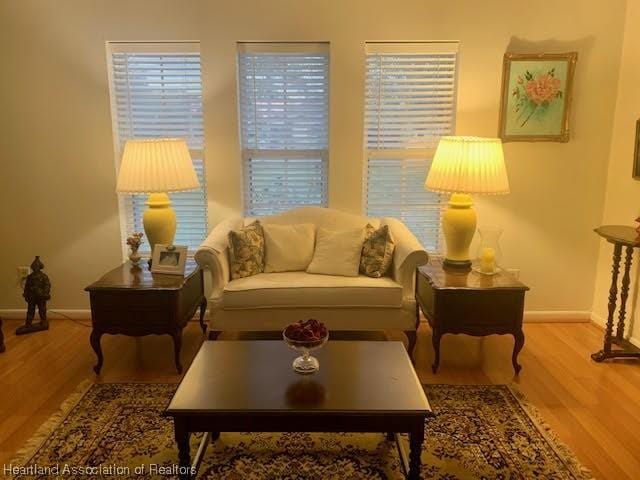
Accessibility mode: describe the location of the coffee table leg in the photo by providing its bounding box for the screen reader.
[174,418,191,480]
[408,421,424,480]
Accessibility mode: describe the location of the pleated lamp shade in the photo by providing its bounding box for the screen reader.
[116,138,199,193]
[425,136,509,195]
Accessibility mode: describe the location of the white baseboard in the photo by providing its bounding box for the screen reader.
[0,308,205,322]
[590,311,605,326]
[523,310,591,323]
[590,312,640,348]
[3,307,589,324]
[0,308,91,320]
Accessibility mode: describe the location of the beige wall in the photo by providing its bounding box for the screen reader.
[592,0,640,340]
[0,0,627,311]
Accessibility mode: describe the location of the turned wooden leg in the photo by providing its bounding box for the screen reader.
[90,329,103,375]
[615,246,633,341]
[408,420,425,480]
[404,330,417,362]
[0,318,5,353]
[172,331,183,374]
[431,329,441,373]
[174,418,192,480]
[512,329,525,374]
[199,298,207,335]
[592,244,622,362]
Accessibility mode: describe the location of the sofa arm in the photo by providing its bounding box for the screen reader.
[383,217,429,297]
[194,216,242,300]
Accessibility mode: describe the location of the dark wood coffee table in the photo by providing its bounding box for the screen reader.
[165,341,432,479]
[85,260,206,374]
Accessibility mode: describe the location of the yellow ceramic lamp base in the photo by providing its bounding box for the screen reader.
[442,193,476,269]
[143,192,176,253]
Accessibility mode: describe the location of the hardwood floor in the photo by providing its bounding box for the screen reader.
[0,317,639,479]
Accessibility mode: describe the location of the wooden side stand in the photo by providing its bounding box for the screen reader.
[415,261,529,374]
[85,261,206,374]
[591,225,640,362]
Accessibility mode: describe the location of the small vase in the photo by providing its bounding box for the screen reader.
[473,227,503,275]
[129,248,142,266]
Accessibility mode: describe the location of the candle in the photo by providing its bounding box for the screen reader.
[480,247,496,273]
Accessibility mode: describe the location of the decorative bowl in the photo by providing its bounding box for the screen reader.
[283,320,329,374]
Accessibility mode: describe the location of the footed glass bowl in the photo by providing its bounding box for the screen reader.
[283,331,329,374]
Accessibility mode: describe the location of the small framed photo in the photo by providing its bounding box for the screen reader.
[633,119,640,180]
[151,244,188,275]
[498,52,578,142]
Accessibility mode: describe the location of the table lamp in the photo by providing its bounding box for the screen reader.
[116,138,199,254]
[425,136,509,269]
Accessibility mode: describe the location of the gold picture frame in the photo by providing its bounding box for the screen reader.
[498,52,578,143]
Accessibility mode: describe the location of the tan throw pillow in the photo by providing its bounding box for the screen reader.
[228,221,265,279]
[360,224,395,278]
[307,227,365,277]
[263,223,316,273]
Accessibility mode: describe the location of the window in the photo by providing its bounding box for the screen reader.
[364,42,459,252]
[107,42,207,253]
[238,42,329,216]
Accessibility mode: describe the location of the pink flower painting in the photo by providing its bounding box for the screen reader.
[512,68,564,127]
[500,52,577,142]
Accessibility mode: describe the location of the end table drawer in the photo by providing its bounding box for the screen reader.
[90,291,172,311]
[439,290,525,332]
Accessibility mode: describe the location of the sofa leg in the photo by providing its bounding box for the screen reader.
[404,330,417,362]
[208,330,221,341]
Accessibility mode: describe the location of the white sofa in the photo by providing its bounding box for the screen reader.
[194,207,429,353]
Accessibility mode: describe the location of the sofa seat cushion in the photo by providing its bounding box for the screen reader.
[222,272,403,309]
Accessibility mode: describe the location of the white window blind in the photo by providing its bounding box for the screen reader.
[238,42,329,216]
[364,42,459,252]
[107,42,207,253]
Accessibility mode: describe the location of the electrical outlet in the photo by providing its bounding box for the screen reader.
[17,266,30,289]
[17,266,30,279]
[505,268,520,280]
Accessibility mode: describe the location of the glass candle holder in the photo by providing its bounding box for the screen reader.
[473,227,503,275]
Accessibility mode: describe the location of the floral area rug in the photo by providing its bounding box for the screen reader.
[10,383,592,479]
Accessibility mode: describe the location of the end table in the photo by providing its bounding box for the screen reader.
[416,260,529,373]
[591,225,640,362]
[85,260,206,374]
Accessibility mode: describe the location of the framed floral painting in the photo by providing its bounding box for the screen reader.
[498,52,578,142]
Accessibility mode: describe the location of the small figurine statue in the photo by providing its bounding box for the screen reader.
[126,232,144,266]
[0,318,5,353]
[16,256,51,335]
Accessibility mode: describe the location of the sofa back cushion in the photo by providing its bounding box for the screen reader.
[307,226,365,277]
[248,206,380,231]
[263,223,316,273]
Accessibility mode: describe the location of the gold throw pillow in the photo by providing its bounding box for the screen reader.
[228,221,265,279]
[359,224,395,278]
